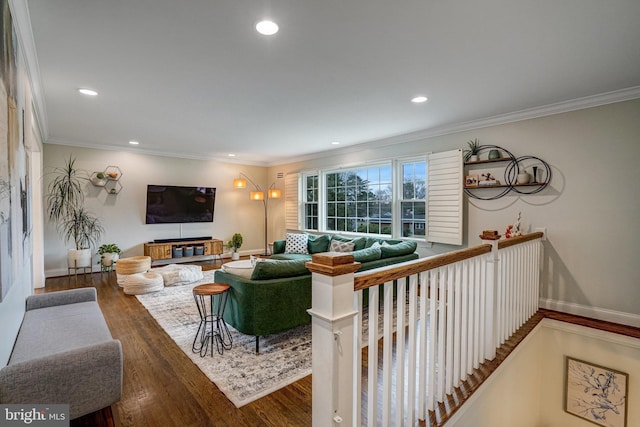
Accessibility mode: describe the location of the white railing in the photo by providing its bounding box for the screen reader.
[306,232,543,427]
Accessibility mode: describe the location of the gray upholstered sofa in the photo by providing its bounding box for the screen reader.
[0,288,123,420]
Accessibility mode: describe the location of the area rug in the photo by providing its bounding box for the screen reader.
[135,270,312,408]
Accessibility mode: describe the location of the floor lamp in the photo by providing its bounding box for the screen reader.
[233,173,281,256]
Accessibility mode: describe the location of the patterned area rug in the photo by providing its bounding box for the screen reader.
[135,270,311,407]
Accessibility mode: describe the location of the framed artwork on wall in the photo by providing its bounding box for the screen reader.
[565,356,628,427]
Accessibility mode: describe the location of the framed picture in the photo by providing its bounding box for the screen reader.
[565,356,628,427]
[465,174,479,187]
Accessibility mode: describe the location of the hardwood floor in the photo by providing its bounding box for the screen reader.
[40,269,639,427]
[41,269,312,427]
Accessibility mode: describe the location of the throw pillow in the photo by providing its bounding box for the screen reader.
[331,235,366,250]
[307,233,331,253]
[285,233,309,254]
[329,239,355,252]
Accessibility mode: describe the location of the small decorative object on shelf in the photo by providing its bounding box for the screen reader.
[504,212,523,239]
[488,149,501,160]
[104,166,122,181]
[465,138,481,162]
[479,172,500,186]
[90,171,107,187]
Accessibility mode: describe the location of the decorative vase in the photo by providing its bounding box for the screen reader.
[517,171,531,185]
[488,149,501,160]
[531,166,538,183]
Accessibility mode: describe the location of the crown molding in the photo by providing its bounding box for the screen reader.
[9,0,49,142]
[45,137,270,167]
[268,86,640,166]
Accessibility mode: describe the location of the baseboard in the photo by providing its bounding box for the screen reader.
[539,298,640,328]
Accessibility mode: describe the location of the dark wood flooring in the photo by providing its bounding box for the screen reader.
[41,266,312,427]
[40,266,639,427]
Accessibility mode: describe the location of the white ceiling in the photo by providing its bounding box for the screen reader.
[25,0,640,166]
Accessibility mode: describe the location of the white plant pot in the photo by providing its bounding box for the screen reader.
[68,248,92,268]
[101,252,119,267]
[468,154,479,162]
[231,252,240,261]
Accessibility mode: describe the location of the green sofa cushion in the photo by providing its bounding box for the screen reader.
[364,237,402,248]
[270,253,312,261]
[307,233,331,253]
[352,246,382,262]
[380,240,418,258]
[251,259,311,280]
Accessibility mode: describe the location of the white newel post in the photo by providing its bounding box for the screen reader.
[306,253,361,427]
[481,233,501,361]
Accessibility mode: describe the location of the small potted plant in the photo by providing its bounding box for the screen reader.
[227,233,243,261]
[465,138,481,162]
[97,243,121,267]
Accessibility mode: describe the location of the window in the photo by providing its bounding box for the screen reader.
[304,174,319,230]
[400,159,426,238]
[299,149,463,244]
[325,164,392,235]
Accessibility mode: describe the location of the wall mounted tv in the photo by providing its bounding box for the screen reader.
[145,185,216,224]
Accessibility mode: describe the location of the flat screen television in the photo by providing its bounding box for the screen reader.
[145,185,216,224]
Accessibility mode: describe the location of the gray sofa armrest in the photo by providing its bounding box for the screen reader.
[0,339,123,420]
[26,288,97,311]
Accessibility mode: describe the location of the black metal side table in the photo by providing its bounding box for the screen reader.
[192,283,233,356]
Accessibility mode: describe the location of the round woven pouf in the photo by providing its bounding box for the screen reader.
[122,272,164,295]
[116,256,152,286]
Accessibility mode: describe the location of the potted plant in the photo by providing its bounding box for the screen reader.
[465,138,481,162]
[97,243,121,267]
[46,156,104,268]
[227,233,243,261]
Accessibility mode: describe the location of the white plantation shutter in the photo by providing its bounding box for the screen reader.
[427,149,463,245]
[284,173,300,230]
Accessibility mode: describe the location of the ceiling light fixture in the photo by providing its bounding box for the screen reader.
[128,140,139,145]
[331,141,340,145]
[228,153,236,157]
[256,20,279,36]
[78,88,98,96]
[411,96,428,103]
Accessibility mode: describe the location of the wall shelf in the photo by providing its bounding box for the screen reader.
[464,145,551,200]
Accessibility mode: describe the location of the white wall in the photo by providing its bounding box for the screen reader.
[42,144,282,276]
[269,99,640,325]
[448,320,640,426]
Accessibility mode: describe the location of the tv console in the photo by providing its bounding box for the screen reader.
[144,237,223,266]
[153,236,212,244]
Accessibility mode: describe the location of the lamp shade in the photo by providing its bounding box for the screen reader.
[250,191,265,201]
[268,188,282,199]
[233,178,247,189]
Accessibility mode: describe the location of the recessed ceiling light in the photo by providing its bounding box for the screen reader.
[78,88,98,96]
[256,20,279,36]
[228,153,236,157]
[331,141,340,145]
[411,96,428,103]
[128,140,139,145]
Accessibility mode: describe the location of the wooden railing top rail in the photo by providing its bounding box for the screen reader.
[353,245,491,291]
[353,232,544,292]
[497,232,544,249]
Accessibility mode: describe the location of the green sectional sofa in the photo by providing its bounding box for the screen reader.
[215,233,418,352]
